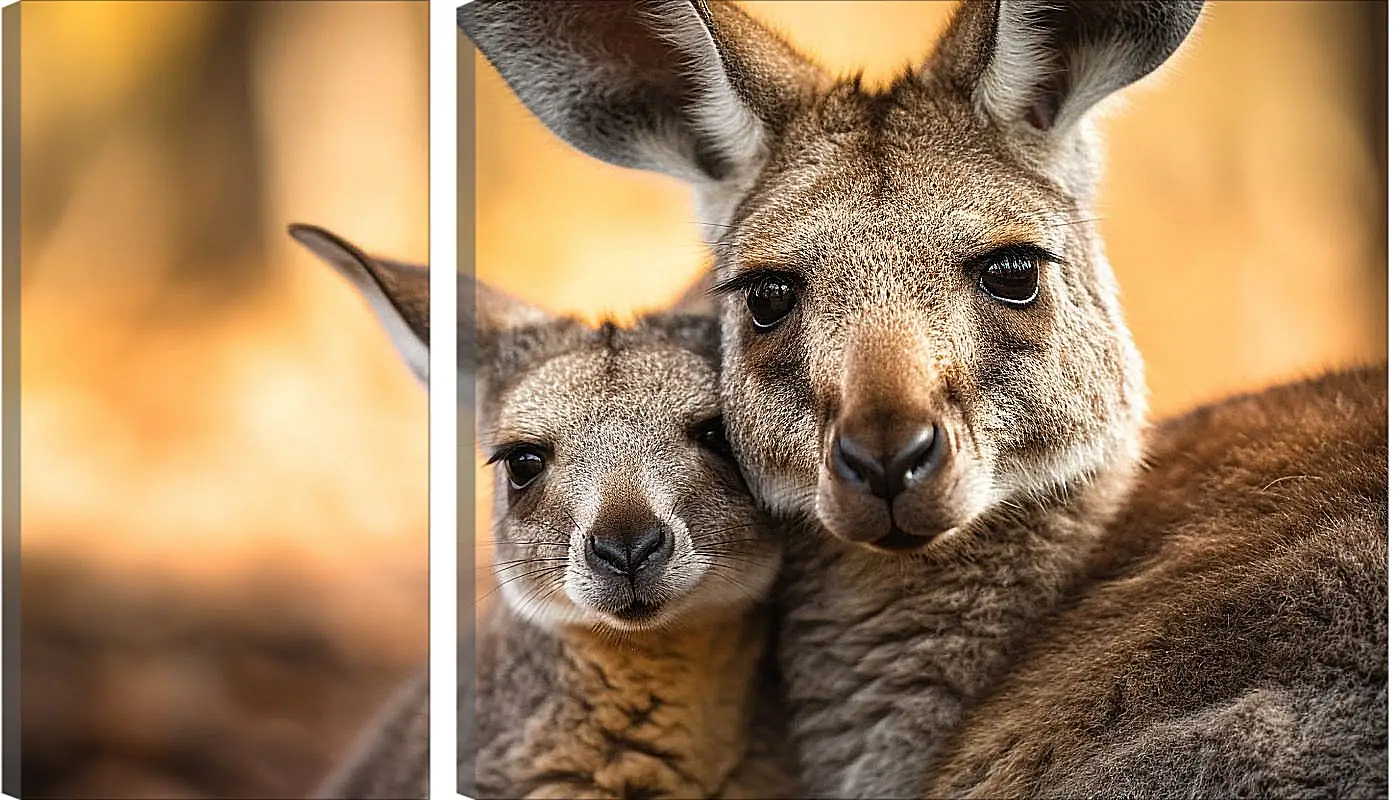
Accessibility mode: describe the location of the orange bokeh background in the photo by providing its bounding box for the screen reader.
[17,3,427,797]
[466,1,1386,593]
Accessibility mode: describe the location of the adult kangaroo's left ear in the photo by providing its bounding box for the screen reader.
[289,223,430,385]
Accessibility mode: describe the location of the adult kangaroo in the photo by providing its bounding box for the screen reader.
[462,1,1388,797]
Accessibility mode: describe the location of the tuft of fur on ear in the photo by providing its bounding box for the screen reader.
[460,0,824,232]
[288,223,430,385]
[928,0,1204,136]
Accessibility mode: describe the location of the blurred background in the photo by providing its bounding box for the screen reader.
[17,2,427,797]
[466,0,1387,597]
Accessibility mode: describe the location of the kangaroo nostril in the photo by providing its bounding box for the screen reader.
[586,535,631,575]
[833,435,886,488]
[631,525,667,569]
[892,426,943,485]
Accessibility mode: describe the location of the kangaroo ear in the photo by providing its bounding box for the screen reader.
[289,224,430,385]
[927,0,1204,135]
[460,0,825,229]
[473,279,554,341]
[467,279,557,422]
[667,269,717,317]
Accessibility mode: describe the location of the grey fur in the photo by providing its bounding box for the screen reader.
[292,225,799,799]
[462,1,1386,798]
[468,293,797,799]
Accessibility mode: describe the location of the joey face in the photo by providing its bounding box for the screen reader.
[479,320,778,632]
[714,92,1145,553]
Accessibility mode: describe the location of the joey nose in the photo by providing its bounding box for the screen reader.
[586,525,671,579]
[831,424,944,500]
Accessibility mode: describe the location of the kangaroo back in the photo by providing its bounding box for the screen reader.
[311,671,429,800]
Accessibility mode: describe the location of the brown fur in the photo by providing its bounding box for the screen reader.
[930,366,1388,796]
[469,305,797,799]
[463,1,1386,797]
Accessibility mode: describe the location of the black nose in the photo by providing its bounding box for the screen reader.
[831,424,944,500]
[586,524,671,579]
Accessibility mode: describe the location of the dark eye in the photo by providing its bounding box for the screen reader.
[746,275,799,330]
[692,417,734,459]
[502,446,547,489]
[978,253,1041,306]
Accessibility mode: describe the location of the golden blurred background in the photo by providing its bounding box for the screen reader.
[18,2,427,797]
[466,1,1386,596]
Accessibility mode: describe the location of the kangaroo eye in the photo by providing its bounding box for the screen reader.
[692,417,734,459]
[746,275,799,330]
[502,446,547,489]
[978,251,1041,307]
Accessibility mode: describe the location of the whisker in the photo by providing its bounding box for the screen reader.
[1045,216,1104,229]
[555,506,584,535]
[688,523,767,543]
[479,564,568,600]
[529,518,578,540]
[490,556,569,571]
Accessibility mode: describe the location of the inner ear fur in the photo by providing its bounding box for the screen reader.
[923,0,1205,135]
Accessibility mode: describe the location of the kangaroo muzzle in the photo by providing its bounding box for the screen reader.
[817,320,970,551]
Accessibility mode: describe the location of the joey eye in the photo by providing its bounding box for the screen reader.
[692,417,734,459]
[978,251,1041,307]
[746,275,799,330]
[502,446,547,489]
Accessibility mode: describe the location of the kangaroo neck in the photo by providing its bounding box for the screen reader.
[776,460,1135,798]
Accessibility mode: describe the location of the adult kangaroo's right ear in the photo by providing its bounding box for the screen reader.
[289,223,430,385]
[459,0,827,231]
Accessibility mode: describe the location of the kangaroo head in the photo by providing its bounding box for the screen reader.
[473,291,778,632]
[464,0,1203,554]
[291,223,773,630]
[292,223,774,630]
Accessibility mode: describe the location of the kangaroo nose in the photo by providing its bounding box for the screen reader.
[831,424,944,500]
[586,525,670,578]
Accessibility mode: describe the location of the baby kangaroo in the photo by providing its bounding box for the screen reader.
[290,224,796,798]
[464,1,1386,797]
[467,280,796,799]
[289,224,429,800]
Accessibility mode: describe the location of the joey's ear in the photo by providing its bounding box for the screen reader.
[667,269,717,317]
[460,0,825,226]
[473,279,554,344]
[289,224,430,385]
[926,0,1204,136]
[467,279,556,420]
